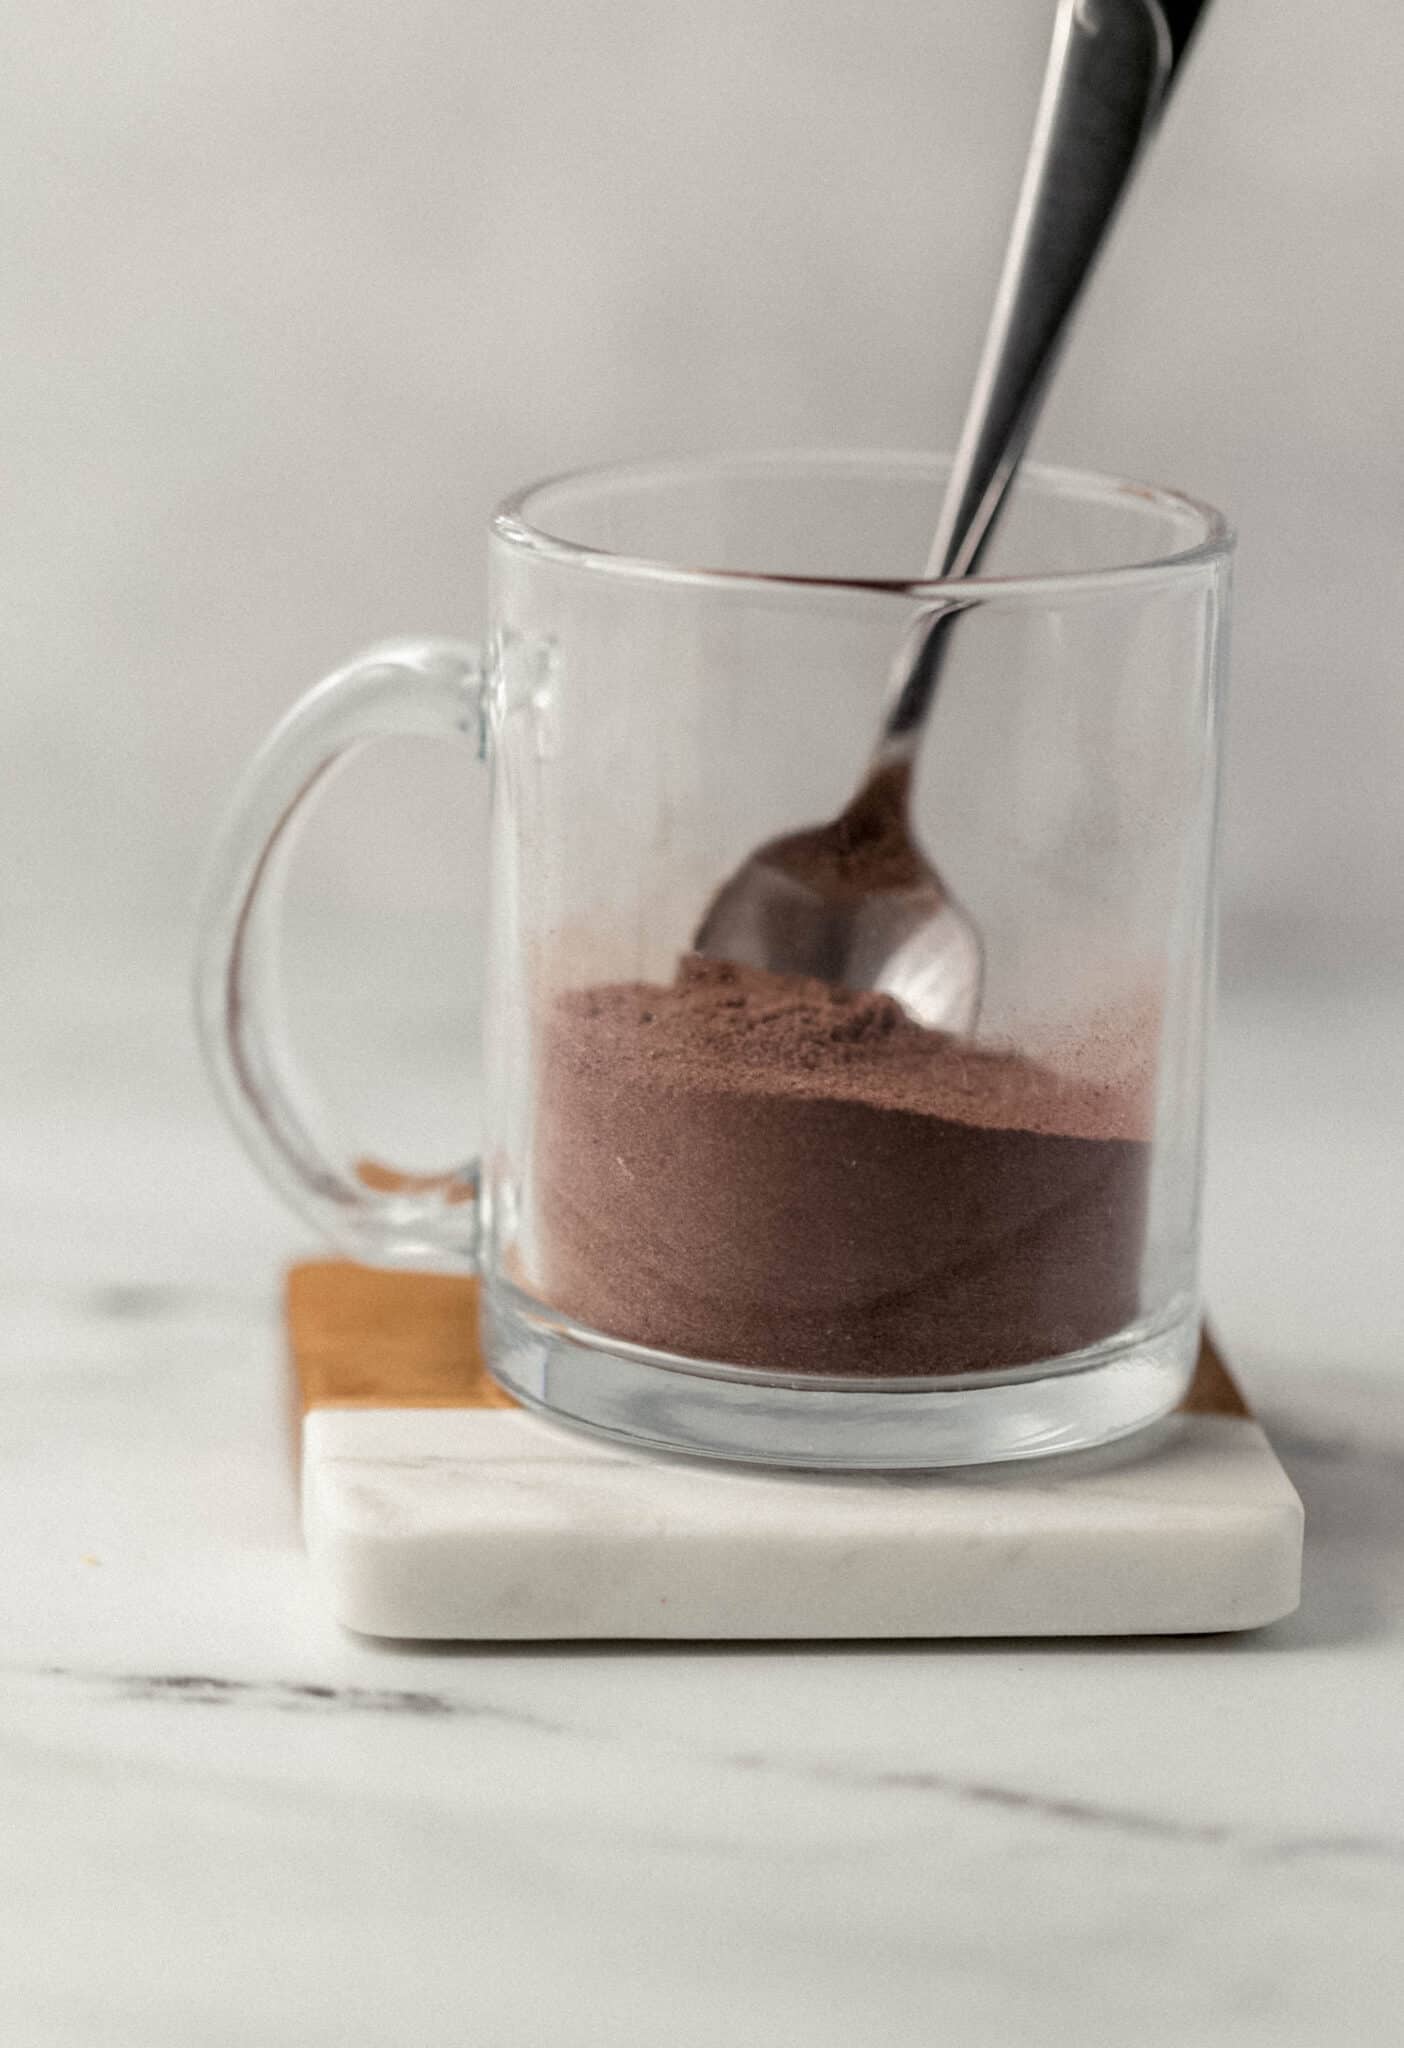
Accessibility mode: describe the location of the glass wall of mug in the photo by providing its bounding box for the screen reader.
[480,451,1232,1465]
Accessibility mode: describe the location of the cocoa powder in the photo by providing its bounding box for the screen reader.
[532,956,1150,1377]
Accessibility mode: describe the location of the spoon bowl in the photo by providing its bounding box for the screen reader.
[694,764,983,1032]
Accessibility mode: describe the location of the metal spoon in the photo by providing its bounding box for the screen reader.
[694,0,1211,1030]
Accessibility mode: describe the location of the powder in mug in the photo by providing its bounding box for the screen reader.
[531,956,1151,1377]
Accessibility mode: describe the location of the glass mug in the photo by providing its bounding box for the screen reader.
[197,450,1231,1468]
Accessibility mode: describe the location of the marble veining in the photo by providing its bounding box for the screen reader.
[721,1751,1404,1868]
[35,1664,570,1729]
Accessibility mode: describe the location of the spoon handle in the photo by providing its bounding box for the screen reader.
[878,0,1210,760]
[929,0,1207,580]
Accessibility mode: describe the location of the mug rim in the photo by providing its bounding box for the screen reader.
[491,447,1233,601]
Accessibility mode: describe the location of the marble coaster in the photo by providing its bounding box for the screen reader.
[289,1262,1303,1641]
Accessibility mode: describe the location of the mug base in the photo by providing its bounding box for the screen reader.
[484,1282,1200,1471]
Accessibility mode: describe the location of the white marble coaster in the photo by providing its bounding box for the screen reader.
[302,1402,1303,1641]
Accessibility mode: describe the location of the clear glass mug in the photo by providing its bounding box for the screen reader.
[196,450,1232,1468]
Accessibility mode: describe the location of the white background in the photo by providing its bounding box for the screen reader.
[5,1,1400,969]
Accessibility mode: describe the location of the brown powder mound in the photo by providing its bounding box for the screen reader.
[532,957,1152,1378]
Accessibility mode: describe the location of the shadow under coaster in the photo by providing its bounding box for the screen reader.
[288,1262,1303,1641]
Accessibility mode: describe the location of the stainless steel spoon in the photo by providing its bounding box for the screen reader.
[694,0,1211,1030]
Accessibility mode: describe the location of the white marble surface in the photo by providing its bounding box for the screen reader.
[2,937,1403,2046]
[306,1404,1302,1641]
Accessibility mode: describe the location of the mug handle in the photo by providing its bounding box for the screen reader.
[194,637,485,1270]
